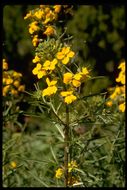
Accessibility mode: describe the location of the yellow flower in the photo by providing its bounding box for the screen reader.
[82,67,89,75]
[10,161,17,169]
[60,91,77,104]
[106,101,113,107]
[3,59,8,70]
[118,61,125,71]
[119,102,125,112]
[68,160,78,173]
[60,90,73,97]
[65,95,77,104]
[32,35,39,47]
[11,89,18,96]
[43,26,55,36]
[6,78,13,85]
[12,71,22,78]
[29,21,40,34]
[56,47,75,65]
[116,60,125,85]
[54,5,61,13]
[42,78,57,96]
[63,72,73,84]
[72,73,82,87]
[55,168,63,179]
[32,63,46,79]
[110,86,121,99]
[34,9,44,19]
[24,11,32,19]
[18,85,25,92]
[43,58,58,71]
[3,86,10,96]
[32,55,40,63]
[116,72,125,85]
[72,79,81,87]
[13,80,20,87]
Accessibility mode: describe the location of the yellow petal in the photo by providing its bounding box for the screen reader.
[62,57,69,64]
[60,91,73,97]
[46,78,50,86]
[68,51,75,58]
[50,80,57,86]
[52,58,58,65]
[37,70,46,79]
[56,52,64,60]
[36,63,42,69]
[62,47,70,54]
[63,72,73,84]
[64,94,77,104]
[73,73,82,81]
[82,67,89,75]
[32,67,38,75]
[72,79,81,87]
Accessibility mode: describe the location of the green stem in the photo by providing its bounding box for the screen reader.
[64,104,69,187]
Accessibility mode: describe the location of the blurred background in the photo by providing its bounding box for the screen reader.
[3,5,125,92]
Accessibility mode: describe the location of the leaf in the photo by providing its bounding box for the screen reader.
[50,145,58,164]
[28,171,49,187]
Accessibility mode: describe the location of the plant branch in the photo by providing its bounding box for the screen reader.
[64,104,69,187]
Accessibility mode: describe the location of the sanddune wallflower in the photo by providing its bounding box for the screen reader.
[55,160,78,181]
[119,102,125,112]
[42,78,57,96]
[29,21,40,34]
[68,160,78,173]
[32,35,39,47]
[55,168,64,179]
[18,85,25,92]
[43,58,58,71]
[63,72,73,84]
[116,61,125,85]
[106,101,113,107]
[43,26,55,36]
[32,63,46,79]
[56,47,75,65]
[54,5,61,13]
[60,90,77,104]
[34,9,44,19]
[72,73,82,87]
[32,55,41,63]
[3,59,8,70]
[106,60,125,112]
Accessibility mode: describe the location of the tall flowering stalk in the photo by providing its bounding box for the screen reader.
[24,5,90,187]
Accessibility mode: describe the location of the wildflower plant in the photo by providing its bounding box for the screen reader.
[23,5,125,187]
[3,5,125,188]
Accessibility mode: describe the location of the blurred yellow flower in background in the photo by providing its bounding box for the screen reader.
[10,161,17,169]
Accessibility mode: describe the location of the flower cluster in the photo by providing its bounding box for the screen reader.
[2,59,25,97]
[24,5,62,47]
[106,60,125,112]
[31,45,90,104]
[25,5,90,104]
[55,160,80,186]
